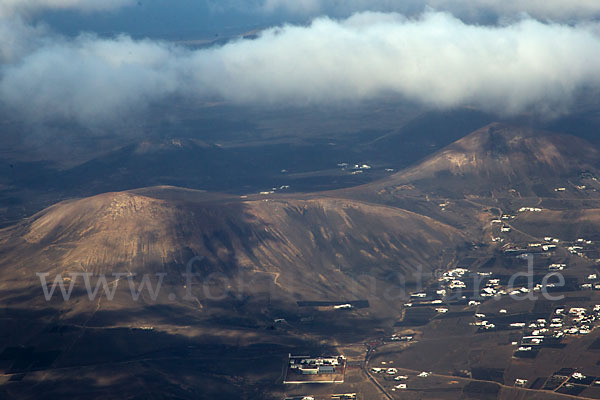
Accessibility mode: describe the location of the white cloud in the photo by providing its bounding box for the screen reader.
[0,18,47,63]
[2,11,600,127]
[189,12,600,113]
[0,32,191,125]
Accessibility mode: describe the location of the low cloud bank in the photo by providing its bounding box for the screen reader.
[2,11,600,127]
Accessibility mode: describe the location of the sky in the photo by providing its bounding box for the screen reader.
[1,0,600,129]
[215,0,600,22]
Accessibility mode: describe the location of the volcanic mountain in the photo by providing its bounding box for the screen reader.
[0,183,460,400]
[0,186,466,318]
[349,123,600,201]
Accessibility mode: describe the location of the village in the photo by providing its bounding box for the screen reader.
[281,197,600,399]
[365,200,600,396]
